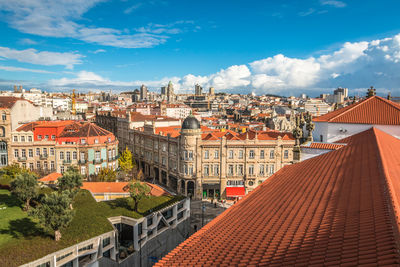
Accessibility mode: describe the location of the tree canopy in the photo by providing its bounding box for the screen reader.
[57,167,83,207]
[30,191,74,241]
[10,172,39,211]
[0,164,30,186]
[96,168,117,182]
[118,148,134,176]
[128,181,151,212]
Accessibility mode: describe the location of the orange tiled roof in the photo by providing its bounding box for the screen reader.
[313,96,400,125]
[38,172,62,182]
[302,142,346,150]
[81,182,169,196]
[155,128,400,266]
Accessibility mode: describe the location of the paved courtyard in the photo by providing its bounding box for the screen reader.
[189,199,228,234]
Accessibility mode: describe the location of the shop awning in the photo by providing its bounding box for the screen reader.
[226,187,245,197]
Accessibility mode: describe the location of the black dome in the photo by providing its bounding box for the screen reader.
[182,115,200,130]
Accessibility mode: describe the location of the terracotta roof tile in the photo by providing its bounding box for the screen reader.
[302,142,346,150]
[313,96,400,125]
[38,172,62,182]
[155,128,400,266]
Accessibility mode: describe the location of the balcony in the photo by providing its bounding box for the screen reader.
[40,154,48,160]
[93,159,103,164]
[63,160,72,164]
[18,157,27,162]
[79,159,86,164]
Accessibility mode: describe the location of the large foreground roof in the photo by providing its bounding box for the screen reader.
[313,96,400,125]
[156,128,400,266]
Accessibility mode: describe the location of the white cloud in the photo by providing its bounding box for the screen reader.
[40,33,400,95]
[0,0,195,48]
[0,65,55,74]
[124,3,142,14]
[0,46,83,69]
[18,38,38,45]
[320,0,347,8]
[91,49,106,54]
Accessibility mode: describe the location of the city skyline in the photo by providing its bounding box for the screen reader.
[1,0,400,96]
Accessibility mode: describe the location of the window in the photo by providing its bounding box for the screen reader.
[1,113,5,120]
[81,166,86,175]
[36,148,40,156]
[38,135,42,140]
[248,181,254,186]
[108,149,112,159]
[29,163,34,170]
[66,152,71,161]
[28,136,32,142]
[259,164,264,175]
[60,166,65,173]
[50,148,54,156]
[238,164,244,175]
[13,136,18,142]
[214,150,219,159]
[249,150,255,159]
[95,166,101,174]
[228,164,234,176]
[269,164,274,174]
[228,150,234,159]
[188,151,193,160]
[36,161,41,169]
[320,135,323,142]
[94,139,99,144]
[162,143,167,152]
[0,154,7,166]
[260,150,265,159]
[95,151,100,160]
[203,165,209,176]
[238,150,243,159]
[59,151,64,160]
[214,165,219,175]
[51,161,55,170]
[72,151,77,160]
[28,149,33,157]
[102,237,111,248]
[51,135,55,140]
[270,150,275,159]
[189,165,193,175]
[44,135,49,140]
[284,150,289,159]
[20,136,25,142]
[14,149,19,158]
[21,149,26,158]
[204,150,209,159]
[43,148,47,156]
[249,165,254,175]
[43,161,48,170]
[162,157,166,166]
[80,152,85,161]
[81,139,86,144]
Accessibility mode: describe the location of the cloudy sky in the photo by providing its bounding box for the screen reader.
[1,0,400,96]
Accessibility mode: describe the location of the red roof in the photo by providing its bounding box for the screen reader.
[314,96,400,125]
[155,128,400,266]
[38,172,62,182]
[302,142,346,150]
[226,187,245,197]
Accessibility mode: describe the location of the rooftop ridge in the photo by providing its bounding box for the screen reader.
[325,96,373,122]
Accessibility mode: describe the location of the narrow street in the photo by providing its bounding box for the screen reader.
[189,199,227,234]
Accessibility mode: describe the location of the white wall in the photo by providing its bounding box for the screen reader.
[300,147,332,161]
[313,122,400,143]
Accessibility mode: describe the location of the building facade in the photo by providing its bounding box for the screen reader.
[117,115,295,200]
[10,121,118,177]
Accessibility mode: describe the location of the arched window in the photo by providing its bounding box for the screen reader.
[0,126,5,137]
[0,141,6,151]
[2,113,6,121]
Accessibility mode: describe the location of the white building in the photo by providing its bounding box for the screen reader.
[304,99,333,116]
[52,98,71,111]
[311,96,400,143]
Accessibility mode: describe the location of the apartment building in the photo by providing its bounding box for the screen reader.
[10,120,118,177]
[116,115,295,200]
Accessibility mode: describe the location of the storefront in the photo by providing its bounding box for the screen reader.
[202,184,220,199]
[225,186,245,200]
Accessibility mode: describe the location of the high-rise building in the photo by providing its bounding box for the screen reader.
[209,87,215,96]
[166,81,174,102]
[195,84,203,95]
[334,87,348,98]
[140,84,148,100]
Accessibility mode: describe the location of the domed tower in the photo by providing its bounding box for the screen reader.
[180,114,201,198]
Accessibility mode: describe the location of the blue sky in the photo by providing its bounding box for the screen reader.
[1,0,400,96]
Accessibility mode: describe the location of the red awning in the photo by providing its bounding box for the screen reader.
[226,187,245,197]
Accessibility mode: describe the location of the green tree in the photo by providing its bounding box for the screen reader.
[30,191,74,241]
[10,172,39,211]
[96,168,117,182]
[57,167,83,208]
[0,164,29,186]
[118,148,134,177]
[128,181,151,212]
